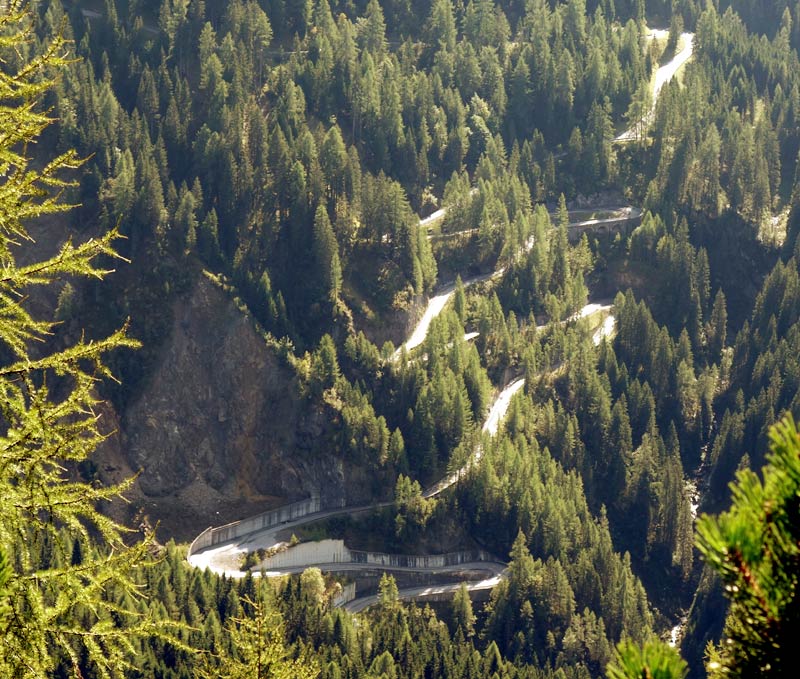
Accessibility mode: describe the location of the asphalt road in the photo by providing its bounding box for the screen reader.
[615,32,695,142]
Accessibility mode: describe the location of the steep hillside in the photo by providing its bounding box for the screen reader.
[90,272,391,540]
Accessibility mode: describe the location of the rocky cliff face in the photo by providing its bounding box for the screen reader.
[124,275,300,498]
[92,275,371,541]
[23,216,393,540]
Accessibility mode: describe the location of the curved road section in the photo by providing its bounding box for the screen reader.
[188,233,622,604]
[403,207,636,359]
[394,270,497,358]
[187,375,527,578]
[189,221,621,604]
[616,31,694,142]
[422,376,526,498]
[345,571,505,614]
[187,293,610,605]
[186,30,698,605]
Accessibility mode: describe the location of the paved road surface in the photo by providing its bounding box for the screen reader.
[422,376,526,498]
[429,206,642,241]
[593,314,617,345]
[394,271,497,358]
[260,560,506,578]
[189,295,614,580]
[420,207,448,229]
[188,373,526,576]
[616,32,695,142]
[188,159,636,606]
[567,206,643,229]
[344,572,505,614]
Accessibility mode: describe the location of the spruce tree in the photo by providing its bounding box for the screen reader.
[313,204,342,303]
[607,638,688,679]
[607,415,800,678]
[451,583,476,638]
[707,289,727,363]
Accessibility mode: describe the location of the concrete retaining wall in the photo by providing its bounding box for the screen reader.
[258,539,350,570]
[187,526,215,557]
[209,495,321,546]
[350,549,494,569]
[568,214,642,243]
[187,495,322,557]
[332,582,357,608]
[256,540,495,572]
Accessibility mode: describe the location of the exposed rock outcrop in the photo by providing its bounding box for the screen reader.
[92,274,370,539]
[123,275,300,498]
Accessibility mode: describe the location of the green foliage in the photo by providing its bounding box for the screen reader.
[0,5,183,677]
[12,1,800,677]
[393,474,436,538]
[606,638,688,679]
[377,573,399,609]
[697,415,800,677]
[642,2,791,235]
[450,583,476,638]
[203,595,318,679]
[0,546,10,627]
[606,415,800,679]
[463,411,655,661]
[313,204,343,303]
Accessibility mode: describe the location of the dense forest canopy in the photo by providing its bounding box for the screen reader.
[2,0,800,677]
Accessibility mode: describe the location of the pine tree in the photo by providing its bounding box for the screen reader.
[203,595,318,679]
[606,638,688,679]
[608,416,800,678]
[359,0,388,57]
[707,289,728,363]
[426,0,457,53]
[453,275,467,323]
[0,547,10,628]
[697,415,800,677]
[0,5,180,676]
[378,573,400,609]
[451,583,476,638]
[313,204,342,303]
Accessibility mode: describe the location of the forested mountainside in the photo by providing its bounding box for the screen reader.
[2,0,800,677]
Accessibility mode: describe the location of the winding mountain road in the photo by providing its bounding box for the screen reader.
[187,372,529,579]
[188,225,619,601]
[345,571,505,614]
[616,31,695,142]
[405,207,636,358]
[394,270,498,358]
[187,28,694,612]
[188,288,610,606]
[422,376,526,499]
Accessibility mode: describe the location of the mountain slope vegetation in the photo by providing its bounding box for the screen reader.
[2,0,800,677]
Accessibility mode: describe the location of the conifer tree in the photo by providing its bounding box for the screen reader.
[378,573,400,609]
[453,274,466,323]
[0,5,178,675]
[606,638,688,679]
[313,204,342,303]
[707,289,727,363]
[698,415,800,677]
[0,547,10,627]
[451,583,476,638]
[203,595,318,679]
[608,416,800,678]
[359,0,388,57]
[426,0,457,53]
